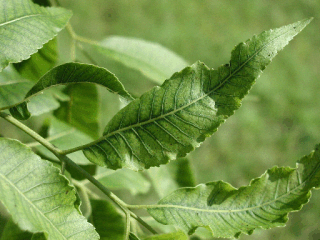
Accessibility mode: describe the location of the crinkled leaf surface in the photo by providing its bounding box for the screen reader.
[84,36,188,84]
[54,83,100,139]
[0,0,72,71]
[94,167,151,195]
[83,19,311,171]
[0,138,99,239]
[90,199,125,240]
[34,118,94,165]
[143,231,188,240]
[148,144,320,238]
[10,62,133,120]
[14,38,58,81]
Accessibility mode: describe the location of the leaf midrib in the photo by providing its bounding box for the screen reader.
[147,159,320,214]
[97,25,296,142]
[0,14,42,27]
[0,171,67,239]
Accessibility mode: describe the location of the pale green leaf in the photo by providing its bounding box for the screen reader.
[148,144,320,238]
[0,0,72,71]
[10,62,133,120]
[143,231,188,240]
[83,19,311,171]
[54,84,100,139]
[94,167,151,195]
[0,138,99,239]
[148,158,195,199]
[14,38,57,81]
[90,199,125,240]
[84,36,188,84]
[34,117,94,165]
[0,66,62,117]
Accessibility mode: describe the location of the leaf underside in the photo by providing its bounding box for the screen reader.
[9,62,133,120]
[148,144,320,238]
[0,138,99,240]
[83,19,311,171]
[0,0,72,71]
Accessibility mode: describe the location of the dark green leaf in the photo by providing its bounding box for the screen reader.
[83,19,311,171]
[90,199,125,240]
[14,39,57,81]
[148,144,320,238]
[0,0,72,71]
[0,138,99,239]
[54,83,100,139]
[10,62,133,120]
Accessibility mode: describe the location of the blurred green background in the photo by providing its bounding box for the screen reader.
[2,0,320,239]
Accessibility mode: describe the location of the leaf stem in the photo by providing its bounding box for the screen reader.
[0,111,157,235]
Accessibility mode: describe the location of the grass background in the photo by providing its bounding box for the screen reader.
[1,0,320,239]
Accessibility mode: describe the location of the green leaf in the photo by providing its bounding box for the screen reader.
[54,83,100,139]
[83,19,311,171]
[83,36,188,84]
[0,138,99,239]
[0,0,72,71]
[147,144,320,238]
[14,38,57,81]
[90,199,125,240]
[32,0,51,7]
[1,218,33,240]
[34,117,94,165]
[94,167,151,195]
[143,231,188,240]
[129,233,141,240]
[10,62,133,120]
[0,66,62,117]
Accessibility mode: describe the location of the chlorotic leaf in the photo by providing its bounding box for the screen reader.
[0,0,72,71]
[34,117,94,165]
[84,36,188,84]
[90,199,125,240]
[0,138,99,240]
[10,62,133,120]
[143,231,188,240]
[147,144,320,238]
[83,19,311,171]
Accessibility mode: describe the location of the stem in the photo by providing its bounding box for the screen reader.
[0,111,157,235]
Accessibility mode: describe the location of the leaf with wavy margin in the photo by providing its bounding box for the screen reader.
[148,144,320,238]
[83,19,312,171]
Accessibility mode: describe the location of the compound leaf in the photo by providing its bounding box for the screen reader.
[0,138,99,240]
[0,0,72,71]
[83,19,311,171]
[148,144,320,238]
[84,36,188,84]
[10,62,133,120]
